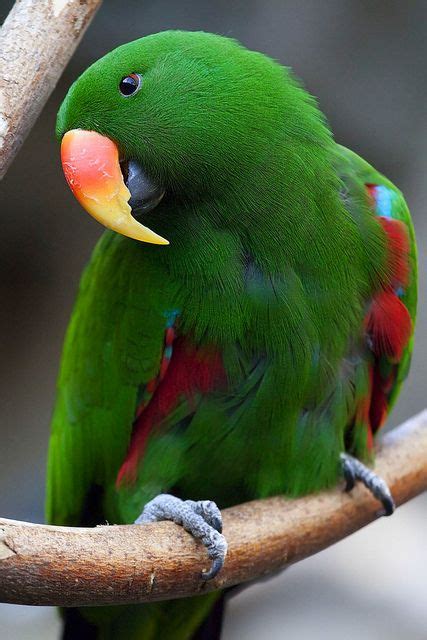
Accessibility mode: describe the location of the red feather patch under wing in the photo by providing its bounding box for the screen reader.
[366,289,412,363]
[355,185,413,446]
[364,289,412,438]
[377,217,410,288]
[116,338,225,486]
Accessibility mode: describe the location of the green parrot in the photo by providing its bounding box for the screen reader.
[47,30,417,639]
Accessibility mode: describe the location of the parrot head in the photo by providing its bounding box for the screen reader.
[57,30,329,245]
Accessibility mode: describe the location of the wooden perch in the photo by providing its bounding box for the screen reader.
[0,0,102,179]
[0,410,426,607]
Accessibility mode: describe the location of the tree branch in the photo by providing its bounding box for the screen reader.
[0,0,102,179]
[0,410,426,607]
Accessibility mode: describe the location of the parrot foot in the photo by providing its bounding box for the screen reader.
[135,494,227,580]
[340,453,395,516]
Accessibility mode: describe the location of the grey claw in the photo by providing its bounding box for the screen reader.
[187,499,223,533]
[379,494,395,517]
[135,494,227,581]
[202,527,228,581]
[211,515,223,534]
[340,453,395,516]
[341,454,356,492]
[202,557,224,581]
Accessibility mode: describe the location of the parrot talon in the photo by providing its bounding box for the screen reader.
[185,499,223,533]
[340,453,395,516]
[201,557,224,581]
[135,494,227,580]
[341,455,357,492]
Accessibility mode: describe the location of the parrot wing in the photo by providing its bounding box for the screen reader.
[46,230,231,526]
[46,233,183,526]
[337,146,417,456]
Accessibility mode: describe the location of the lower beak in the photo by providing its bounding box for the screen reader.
[60,129,169,245]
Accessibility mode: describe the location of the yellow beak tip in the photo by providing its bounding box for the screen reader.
[61,129,170,246]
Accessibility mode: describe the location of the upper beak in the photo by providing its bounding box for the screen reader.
[60,129,169,245]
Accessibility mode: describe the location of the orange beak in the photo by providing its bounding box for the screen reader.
[60,129,169,245]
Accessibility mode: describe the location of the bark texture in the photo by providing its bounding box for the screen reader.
[0,0,102,179]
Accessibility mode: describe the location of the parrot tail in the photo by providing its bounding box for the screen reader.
[62,607,98,639]
[192,592,226,640]
[61,591,225,640]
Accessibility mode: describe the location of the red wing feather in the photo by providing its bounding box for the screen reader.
[358,187,413,445]
[116,338,225,486]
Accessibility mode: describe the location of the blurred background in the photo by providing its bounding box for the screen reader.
[0,1,426,638]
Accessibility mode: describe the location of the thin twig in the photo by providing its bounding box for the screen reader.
[0,0,102,179]
[0,410,426,607]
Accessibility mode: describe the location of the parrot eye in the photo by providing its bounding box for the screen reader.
[119,73,142,97]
